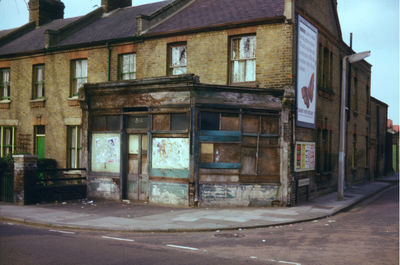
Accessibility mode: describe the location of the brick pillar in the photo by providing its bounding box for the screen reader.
[13,155,37,205]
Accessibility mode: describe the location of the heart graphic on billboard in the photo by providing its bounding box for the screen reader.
[301,73,315,109]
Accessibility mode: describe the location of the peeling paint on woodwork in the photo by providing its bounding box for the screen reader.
[150,182,188,206]
[200,184,279,207]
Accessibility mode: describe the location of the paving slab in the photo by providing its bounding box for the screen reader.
[0,181,394,232]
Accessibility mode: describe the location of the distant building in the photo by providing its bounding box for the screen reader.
[0,0,388,207]
[386,119,399,174]
[369,97,388,179]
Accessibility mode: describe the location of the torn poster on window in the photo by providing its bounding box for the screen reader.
[152,138,189,169]
[91,133,120,173]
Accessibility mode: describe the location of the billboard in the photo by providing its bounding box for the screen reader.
[296,15,318,128]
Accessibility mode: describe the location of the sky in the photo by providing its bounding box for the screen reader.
[0,0,399,124]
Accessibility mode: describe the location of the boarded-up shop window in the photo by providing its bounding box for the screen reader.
[152,138,189,169]
[240,147,256,175]
[214,144,240,163]
[153,114,170,131]
[258,147,280,175]
[242,114,259,133]
[153,113,188,131]
[91,133,120,173]
[200,143,214,163]
[221,113,240,131]
[127,115,148,130]
[199,112,239,131]
[261,116,279,135]
[240,114,280,181]
[200,143,240,167]
[92,116,120,131]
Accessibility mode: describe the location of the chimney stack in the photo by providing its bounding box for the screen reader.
[101,0,132,13]
[29,0,65,27]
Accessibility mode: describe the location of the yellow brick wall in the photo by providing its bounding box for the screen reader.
[0,47,109,166]
[187,31,228,85]
[1,23,295,167]
[257,24,293,89]
[136,39,167,78]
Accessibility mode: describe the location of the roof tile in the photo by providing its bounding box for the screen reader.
[148,0,284,34]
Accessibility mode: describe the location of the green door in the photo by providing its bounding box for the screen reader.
[36,135,45,159]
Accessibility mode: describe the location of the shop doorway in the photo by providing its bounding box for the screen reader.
[127,134,148,201]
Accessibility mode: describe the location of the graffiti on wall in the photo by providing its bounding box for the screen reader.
[91,133,120,173]
[152,138,189,169]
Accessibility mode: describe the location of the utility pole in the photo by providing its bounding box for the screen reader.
[338,51,371,200]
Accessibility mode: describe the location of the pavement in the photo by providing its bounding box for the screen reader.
[0,174,398,232]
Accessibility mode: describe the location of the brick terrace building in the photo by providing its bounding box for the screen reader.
[0,0,387,206]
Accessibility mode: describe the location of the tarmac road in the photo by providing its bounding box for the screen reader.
[0,185,398,265]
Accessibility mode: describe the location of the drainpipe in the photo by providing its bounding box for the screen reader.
[106,42,111,81]
[0,126,3,157]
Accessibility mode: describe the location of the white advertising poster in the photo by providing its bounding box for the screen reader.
[91,133,120,173]
[296,15,318,128]
[152,138,190,169]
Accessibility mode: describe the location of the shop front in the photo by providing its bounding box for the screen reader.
[79,75,289,207]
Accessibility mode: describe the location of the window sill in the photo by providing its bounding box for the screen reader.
[30,98,45,108]
[67,96,80,106]
[0,99,11,109]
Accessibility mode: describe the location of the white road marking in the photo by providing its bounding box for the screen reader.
[279,261,301,265]
[166,244,199,251]
[49,229,76,235]
[101,236,135,242]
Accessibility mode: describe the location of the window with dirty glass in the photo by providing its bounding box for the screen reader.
[199,112,219,130]
[171,113,188,130]
[152,113,188,131]
[1,126,15,157]
[231,36,256,83]
[71,59,87,97]
[0,68,10,100]
[119,53,136,80]
[126,115,148,130]
[168,43,187,75]
[32,64,45,99]
[67,126,81,168]
[199,112,240,131]
[91,115,120,131]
